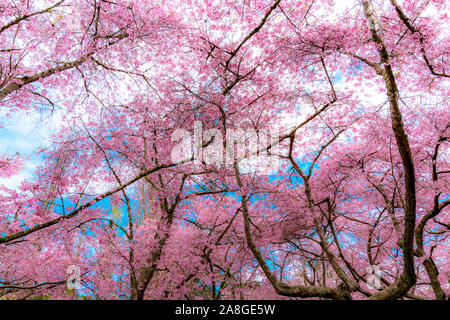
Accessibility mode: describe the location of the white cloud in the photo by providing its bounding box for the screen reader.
[0,110,63,189]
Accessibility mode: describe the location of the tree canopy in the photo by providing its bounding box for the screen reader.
[0,0,448,300]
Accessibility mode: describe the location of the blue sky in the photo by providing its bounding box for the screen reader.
[0,110,62,189]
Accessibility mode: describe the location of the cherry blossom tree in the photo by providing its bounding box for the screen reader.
[0,0,448,300]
